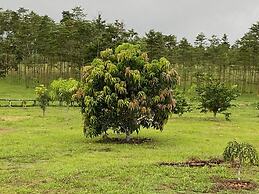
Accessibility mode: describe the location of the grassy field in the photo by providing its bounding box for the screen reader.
[0,79,259,193]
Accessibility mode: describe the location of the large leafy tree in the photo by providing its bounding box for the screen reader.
[0,9,20,76]
[82,43,178,141]
[237,22,259,68]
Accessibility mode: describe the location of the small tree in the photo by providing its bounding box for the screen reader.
[196,77,239,118]
[35,85,50,116]
[173,89,192,116]
[223,141,258,180]
[82,43,178,141]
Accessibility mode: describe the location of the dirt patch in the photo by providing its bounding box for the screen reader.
[159,158,224,167]
[155,183,175,191]
[96,137,152,144]
[212,178,257,191]
[0,128,13,133]
[0,115,31,122]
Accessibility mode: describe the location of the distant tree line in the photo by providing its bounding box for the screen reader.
[1,7,259,92]
[0,7,138,77]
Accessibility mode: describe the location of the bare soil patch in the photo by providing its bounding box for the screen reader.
[0,128,13,133]
[0,115,31,122]
[159,158,224,167]
[212,177,257,191]
[155,183,176,192]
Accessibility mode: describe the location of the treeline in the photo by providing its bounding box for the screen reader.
[0,7,259,92]
[0,7,138,75]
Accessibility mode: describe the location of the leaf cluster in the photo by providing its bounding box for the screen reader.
[50,78,79,106]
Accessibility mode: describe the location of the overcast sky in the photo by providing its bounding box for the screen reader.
[1,0,259,43]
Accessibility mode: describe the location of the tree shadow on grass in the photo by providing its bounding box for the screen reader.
[95,137,153,145]
[159,157,224,168]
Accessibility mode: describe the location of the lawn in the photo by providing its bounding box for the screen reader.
[0,80,259,193]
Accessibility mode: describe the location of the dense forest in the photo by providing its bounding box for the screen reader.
[0,7,259,93]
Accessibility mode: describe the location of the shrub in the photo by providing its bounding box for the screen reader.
[82,43,179,141]
[196,77,239,119]
[223,141,258,180]
[50,78,79,106]
[35,85,50,116]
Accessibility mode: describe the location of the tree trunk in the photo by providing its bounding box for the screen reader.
[237,165,241,181]
[125,129,131,142]
[102,132,108,139]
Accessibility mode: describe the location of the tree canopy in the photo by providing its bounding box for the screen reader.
[82,43,178,141]
[196,76,240,118]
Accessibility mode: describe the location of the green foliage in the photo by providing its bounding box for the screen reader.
[1,8,259,93]
[35,84,50,116]
[72,85,86,113]
[223,141,258,165]
[173,89,192,116]
[223,141,258,180]
[0,7,138,79]
[196,77,240,118]
[50,78,79,106]
[82,43,178,140]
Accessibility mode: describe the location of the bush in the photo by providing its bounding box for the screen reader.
[196,77,239,119]
[82,43,179,141]
[223,141,258,180]
[50,78,79,106]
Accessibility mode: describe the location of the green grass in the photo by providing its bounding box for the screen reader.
[0,80,259,193]
[0,79,35,99]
